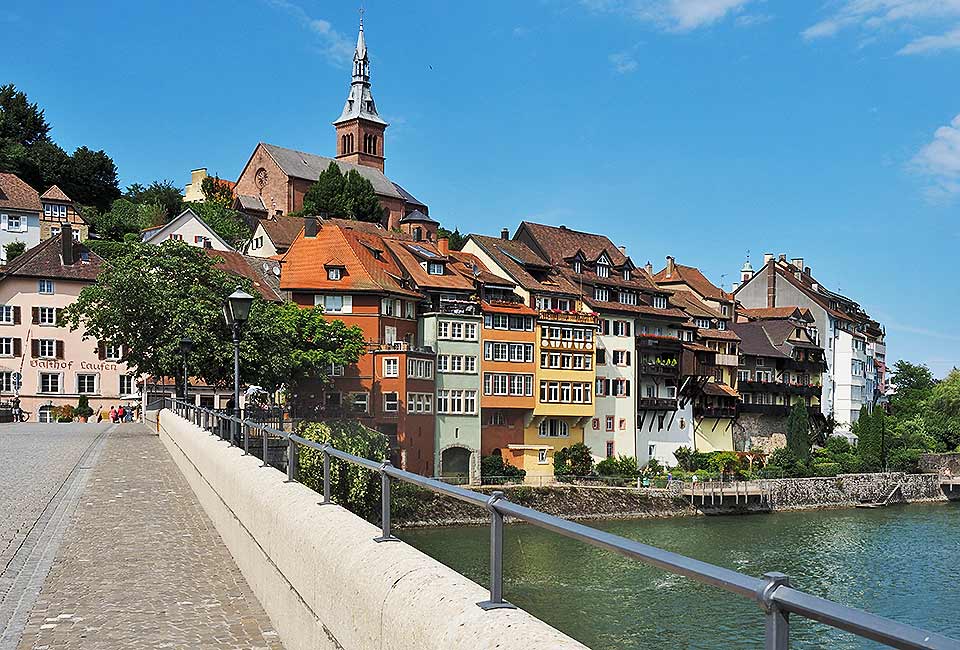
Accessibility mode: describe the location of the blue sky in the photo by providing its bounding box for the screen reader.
[3,1,959,376]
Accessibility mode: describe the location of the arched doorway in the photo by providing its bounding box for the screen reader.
[38,406,55,423]
[440,446,471,484]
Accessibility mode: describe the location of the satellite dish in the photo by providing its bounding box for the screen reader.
[272,265,281,277]
[261,262,270,273]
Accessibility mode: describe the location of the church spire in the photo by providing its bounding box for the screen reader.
[334,12,388,173]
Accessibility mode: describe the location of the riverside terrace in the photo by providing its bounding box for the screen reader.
[153,398,955,650]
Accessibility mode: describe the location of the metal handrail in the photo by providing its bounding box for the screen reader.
[163,397,958,650]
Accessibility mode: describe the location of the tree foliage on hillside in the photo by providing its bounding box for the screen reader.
[188,201,251,250]
[63,241,366,394]
[201,174,234,205]
[437,227,466,251]
[125,180,184,222]
[0,84,120,211]
[300,162,386,223]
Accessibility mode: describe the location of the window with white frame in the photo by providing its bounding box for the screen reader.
[0,338,12,356]
[718,320,727,330]
[738,369,751,381]
[328,363,344,376]
[40,372,61,393]
[406,392,433,413]
[77,373,97,394]
[323,295,344,312]
[695,318,711,329]
[538,449,549,464]
[538,418,569,438]
[436,389,477,414]
[404,301,415,319]
[349,392,369,413]
[38,307,56,326]
[383,392,399,412]
[573,261,582,273]
[619,291,638,305]
[120,375,136,395]
[383,357,399,377]
[613,350,630,365]
[596,263,609,278]
[623,269,631,281]
[105,344,122,360]
[7,215,22,231]
[594,286,609,302]
[38,280,54,295]
[326,267,342,281]
[0,372,11,393]
[612,320,631,336]
[381,297,396,316]
[427,262,444,275]
[0,305,12,324]
[38,339,56,359]
[653,295,668,309]
[406,358,433,379]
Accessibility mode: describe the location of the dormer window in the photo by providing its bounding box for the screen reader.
[427,262,444,275]
[573,261,582,273]
[695,318,710,329]
[327,267,343,281]
[597,263,610,278]
[718,320,727,330]
[622,269,631,281]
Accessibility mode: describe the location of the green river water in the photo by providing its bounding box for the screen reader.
[399,503,960,649]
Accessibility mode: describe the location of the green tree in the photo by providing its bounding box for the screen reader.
[925,369,960,451]
[300,162,387,223]
[62,241,366,395]
[92,198,158,241]
[0,84,50,146]
[61,146,120,212]
[189,201,252,250]
[786,401,812,462]
[4,241,25,262]
[126,180,184,221]
[437,227,466,251]
[200,174,234,206]
[554,443,594,477]
[480,453,526,484]
[889,361,935,422]
[295,419,389,520]
[853,406,882,471]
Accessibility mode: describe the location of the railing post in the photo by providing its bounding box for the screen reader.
[243,421,249,454]
[759,572,790,650]
[322,445,332,504]
[478,491,514,610]
[287,436,297,482]
[373,462,399,543]
[262,427,269,467]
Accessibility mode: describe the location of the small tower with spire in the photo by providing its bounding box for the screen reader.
[740,251,754,284]
[334,11,388,172]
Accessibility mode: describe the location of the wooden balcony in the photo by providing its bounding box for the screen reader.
[538,310,599,325]
[695,405,737,419]
[636,334,683,353]
[637,361,680,377]
[637,397,678,411]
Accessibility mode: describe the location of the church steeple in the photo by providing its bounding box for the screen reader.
[334,13,388,172]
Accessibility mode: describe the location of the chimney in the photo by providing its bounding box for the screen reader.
[778,254,787,263]
[665,255,676,278]
[618,245,627,255]
[500,228,509,240]
[791,258,804,270]
[61,223,74,265]
[763,253,774,265]
[804,266,811,276]
[644,260,653,275]
[438,237,449,256]
[766,260,776,308]
[304,217,318,238]
[732,282,740,292]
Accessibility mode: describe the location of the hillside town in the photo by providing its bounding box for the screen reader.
[0,20,889,484]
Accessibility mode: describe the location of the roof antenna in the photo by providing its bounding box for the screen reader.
[719,273,727,290]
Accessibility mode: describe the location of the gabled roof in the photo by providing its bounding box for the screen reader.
[382,239,475,292]
[697,328,741,342]
[517,222,630,267]
[40,185,72,202]
[202,248,280,302]
[3,235,102,281]
[255,143,425,207]
[738,306,813,322]
[703,382,740,399]
[467,234,580,297]
[653,262,733,302]
[237,194,267,212]
[0,173,41,212]
[279,221,420,297]
[141,208,235,250]
[731,321,792,359]
[736,260,862,324]
[670,291,723,320]
[448,251,515,288]
[258,216,304,250]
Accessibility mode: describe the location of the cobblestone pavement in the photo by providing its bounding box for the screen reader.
[14,424,284,650]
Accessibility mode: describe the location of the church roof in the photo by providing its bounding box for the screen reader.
[334,19,387,126]
[398,209,437,225]
[259,143,422,205]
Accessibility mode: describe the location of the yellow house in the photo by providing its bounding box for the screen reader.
[514,308,599,481]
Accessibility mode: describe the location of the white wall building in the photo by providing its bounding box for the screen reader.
[141,208,234,251]
[0,173,42,263]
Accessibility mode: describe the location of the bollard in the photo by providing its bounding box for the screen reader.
[262,427,269,467]
[243,422,249,455]
[373,462,398,543]
[287,437,297,482]
[760,572,790,650]
[478,491,514,610]
[322,446,331,504]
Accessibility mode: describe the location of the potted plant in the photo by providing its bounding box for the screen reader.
[76,395,94,423]
[54,404,75,423]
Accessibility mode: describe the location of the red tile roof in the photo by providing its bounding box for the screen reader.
[202,248,280,301]
[703,382,740,399]
[258,217,304,251]
[382,239,475,292]
[39,185,73,202]
[518,221,629,266]
[653,263,733,302]
[0,173,41,212]
[467,235,580,297]
[696,328,741,341]
[3,235,102,281]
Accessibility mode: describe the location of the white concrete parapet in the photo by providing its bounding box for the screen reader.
[154,409,589,650]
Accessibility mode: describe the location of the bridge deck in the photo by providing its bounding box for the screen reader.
[1,423,283,650]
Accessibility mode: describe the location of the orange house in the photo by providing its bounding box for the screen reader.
[280,218,435,475]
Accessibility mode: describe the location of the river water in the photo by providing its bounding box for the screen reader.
[399,503,960,649]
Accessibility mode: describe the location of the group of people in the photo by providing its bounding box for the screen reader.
[107,405,134,423]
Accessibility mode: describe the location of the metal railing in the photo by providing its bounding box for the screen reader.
[162,397,956,650]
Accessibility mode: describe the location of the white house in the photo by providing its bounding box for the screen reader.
[0,173,42,263]
[141,208,234,251]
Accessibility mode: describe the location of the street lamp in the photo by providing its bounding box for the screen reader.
[223,289,254,432]
[180,337,194,406]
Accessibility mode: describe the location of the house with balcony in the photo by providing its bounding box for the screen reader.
[734,253,885,428]
[0,226,136,421]
[732,310,827,438]
[280,217,434,475]
[462,231,596,481]
[0,173,42,263]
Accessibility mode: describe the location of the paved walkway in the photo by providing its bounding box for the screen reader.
[2,424,283,650]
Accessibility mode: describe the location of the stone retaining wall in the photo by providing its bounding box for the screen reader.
[765,472,947,509]
[152,409,587,650]
[920,452,960,476]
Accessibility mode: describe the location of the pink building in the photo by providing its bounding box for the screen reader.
[0,228,137,421]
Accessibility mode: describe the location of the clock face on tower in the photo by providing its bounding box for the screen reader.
[255,168,268,192]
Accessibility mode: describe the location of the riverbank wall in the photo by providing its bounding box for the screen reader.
[395,473,958,528]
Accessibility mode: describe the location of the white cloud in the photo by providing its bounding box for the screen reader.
[264,0,354,65]
[579,0,758,32]
[803,0,960,55]
[910,114,960,200]
[898,26,960,54]
[609,50,639,73]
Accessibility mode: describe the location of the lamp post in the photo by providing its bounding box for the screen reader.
[180,337,194,406]
[223,289,254,441]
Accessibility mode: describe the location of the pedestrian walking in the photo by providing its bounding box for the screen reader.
[109,406,117,423]
[117,405,126,422]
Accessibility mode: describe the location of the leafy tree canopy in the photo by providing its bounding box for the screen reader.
[300,162,387,224]
[4,241,25,262]
[0,84,50,146]
[200,174,235,206]
[786,401,812,461]
[125,180,184,222]
[63,241,366,395]
[437,227,466,251]
[90,198,165,241]
[188,201,252,250]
